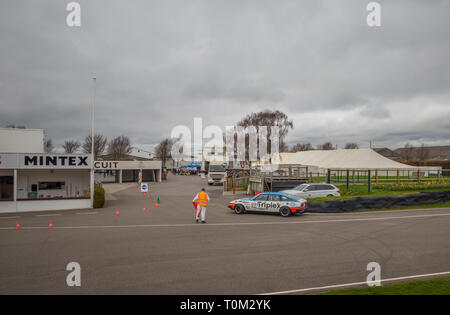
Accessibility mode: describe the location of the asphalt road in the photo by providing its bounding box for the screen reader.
[0,174,449,294]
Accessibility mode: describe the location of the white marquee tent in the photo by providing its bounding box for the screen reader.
[279,149,440,173]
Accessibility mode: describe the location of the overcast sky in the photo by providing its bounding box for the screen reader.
[1,0,449,152]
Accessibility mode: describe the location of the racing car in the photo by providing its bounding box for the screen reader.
[227,192,307,217]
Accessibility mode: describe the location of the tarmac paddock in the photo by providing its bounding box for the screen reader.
[0,174,449,294]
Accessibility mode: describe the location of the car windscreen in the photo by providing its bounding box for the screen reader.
[209,165,226,172]
[293,184,308,191]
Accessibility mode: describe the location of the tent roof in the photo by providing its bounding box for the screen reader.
[185,162,201,168]
[279,149,438,170]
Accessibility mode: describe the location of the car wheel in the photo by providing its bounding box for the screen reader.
[327,194,333,197]
[234,204,245,214]
[279,206,291,217]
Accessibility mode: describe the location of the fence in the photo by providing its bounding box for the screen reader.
[226,166,450,194]
[325,169,450,193]
[248,165,309,193]
[224,169,251,193]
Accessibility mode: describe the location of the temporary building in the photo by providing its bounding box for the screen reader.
[278,149,440,174]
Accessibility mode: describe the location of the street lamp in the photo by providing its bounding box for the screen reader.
[90,77,96,207]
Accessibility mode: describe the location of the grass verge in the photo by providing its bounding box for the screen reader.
[308,185,450,202]
[318,277,450,295]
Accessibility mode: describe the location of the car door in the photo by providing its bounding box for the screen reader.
[317,184,333,197]
[310,185,323,197]
[251,194,268,211]
[303,185,315,198]
[317,185,331,197]
[268,194,281,213]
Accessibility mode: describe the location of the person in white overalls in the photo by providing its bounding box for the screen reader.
[193,188,210,224]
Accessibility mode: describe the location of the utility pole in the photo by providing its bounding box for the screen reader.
[91,78,96,160]
[90,77,96,207]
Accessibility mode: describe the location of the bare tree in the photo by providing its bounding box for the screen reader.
[62,140,80,154]
[417,144,429,161]
[107,136,132,160]
[291,143,313,152]
[318,142,334,150]
[82,134,108,159]
[44,138,54,153]
[344,143,359,149]
[401,143,415,160]
[154,138,173,167]
[280,140,290,152]
[237,110,294,160]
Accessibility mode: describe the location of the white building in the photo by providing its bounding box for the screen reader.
[94,160,162,183]
[0,127,44,153]
[0,128,93,213]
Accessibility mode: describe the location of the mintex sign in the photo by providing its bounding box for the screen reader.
[0,153,91,169]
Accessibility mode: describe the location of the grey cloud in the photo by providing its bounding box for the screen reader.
[0,0,449,151]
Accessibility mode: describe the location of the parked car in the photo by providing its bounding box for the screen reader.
[228,192,307,217]
[280,183,341,199]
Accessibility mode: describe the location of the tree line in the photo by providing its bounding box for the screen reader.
[44,134,132,159]
[42,109,431,163]
[290,142,359,152]
[154,110,363,166]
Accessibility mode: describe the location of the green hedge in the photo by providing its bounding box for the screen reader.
[93,183,105,208]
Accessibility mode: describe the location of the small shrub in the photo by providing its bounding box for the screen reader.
[93,183,105,208]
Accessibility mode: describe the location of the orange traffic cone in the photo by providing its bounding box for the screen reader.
[147,194,150,199]
[48,221,54,229]
[16,221,21,230]
[142,206,147,212]
[115,209,120,216]
[155,200,159,208]
[152,196,155,203]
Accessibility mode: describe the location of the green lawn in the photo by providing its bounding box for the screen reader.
[308,184,450,202]
[318,277,450,295]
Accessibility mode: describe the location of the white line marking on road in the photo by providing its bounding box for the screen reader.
[75,212,98,215]
[308,207,450,216]
[259,271,450,295]
[36,214,62,217]
[1,212,449,230]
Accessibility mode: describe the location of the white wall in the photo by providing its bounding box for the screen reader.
[16,199,92,212]
[0,128,44,153]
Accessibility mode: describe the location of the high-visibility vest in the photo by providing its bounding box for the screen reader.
[197,191,208,207]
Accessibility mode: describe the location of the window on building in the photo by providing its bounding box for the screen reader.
[38,181,66,190]
[0,176,14,201]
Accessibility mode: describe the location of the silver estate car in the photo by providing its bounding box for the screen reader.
[280,183,341,199]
